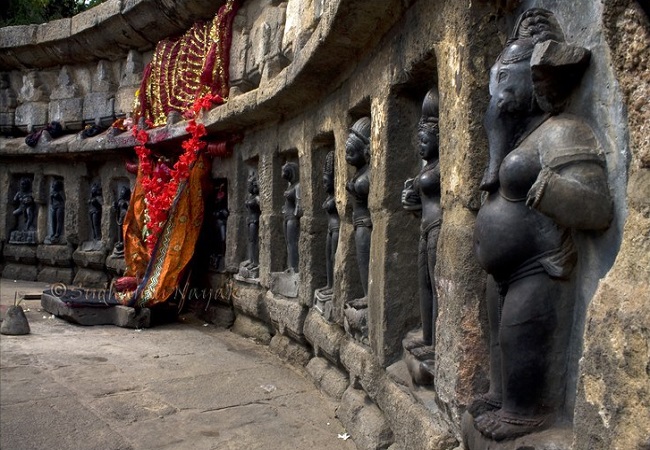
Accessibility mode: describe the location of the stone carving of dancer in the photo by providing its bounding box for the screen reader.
[45,179,65,244]
[88,182,103,241]
[241,169,261,275]
[401,89,442,373]
[112,186,131,257]
[468,8,613,441]
[319,150,340,296]
[343,117,372,342]
[12,177,35,232]
[281,162,302,273]
[212,183,229,272]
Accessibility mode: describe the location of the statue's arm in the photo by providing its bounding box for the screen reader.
[402,177,422,211]
[528,162,613,230]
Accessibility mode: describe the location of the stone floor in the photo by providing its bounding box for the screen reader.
[0,278,357,450]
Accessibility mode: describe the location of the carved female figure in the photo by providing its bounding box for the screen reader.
[212,183,229,271]
[469,9,613,441]
[401,89,441,361]
[46,179,65,244]
[319,151,340,295]
[113,186,131,255]
[242,170,261,270]
[281,162,302,272]
[12,177,35,231]
[345,117,372,298]
[88,182,103,241]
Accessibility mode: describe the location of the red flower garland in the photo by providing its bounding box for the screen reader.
[132,94,224,255]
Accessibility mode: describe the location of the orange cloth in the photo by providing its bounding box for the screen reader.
[121,153,210,307]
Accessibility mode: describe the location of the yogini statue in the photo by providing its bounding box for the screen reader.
[12,177,35,232]
[343,116,372,342]
[211,183,229,272]
[468,8,613,441]
[281,162,302,273]
[112,185,131,257]
[88,182,103,241]
[319,151,340,296]
[45,179,65,244]
[240,169,261,276]
[401,89,441,373]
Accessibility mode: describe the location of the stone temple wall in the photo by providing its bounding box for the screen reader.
[1,0,648,449]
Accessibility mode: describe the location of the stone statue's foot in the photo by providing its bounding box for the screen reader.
[403,336,432,352]
[474,410,555,441]
[467,394,502,418]
[318,287,333,296]
[410,345,435,360]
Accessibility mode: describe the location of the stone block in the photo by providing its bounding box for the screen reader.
[231,281,268,322]
[37,244,73,267]
[336,386,394,450]
[4,245,38,265]
[83,92,114,122]
[73,247,107,270]
[340,338,384,400]
[105,255,126,276]
[49,98,83,125]
[303,309,345,365]
[197,303,235,329]
[114,87,138,115]
[375,378,457,450]
[269,334,311,366]
[265,291,308,342]
[37,267,74,284]
[269,270,299,297]
[2,263,38,282]
[231,314,273,345]
[15,102,49,129]
[306,357,349,400]
[41,291,150,328]
[73,268,109,289]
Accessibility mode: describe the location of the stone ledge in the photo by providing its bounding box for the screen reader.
[41,291,150,328]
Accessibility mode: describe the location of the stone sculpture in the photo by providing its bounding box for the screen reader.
[45,179,65,245]
[211,182,229,272]
[88,182,103,241]
[401,89,441,385]
[466,8,613,442]
[343,116,372,343]
[239,169,261,278]
[314,151,340,318]
[111,185,131,258]
[10,177,37,245]
[281,161,302,273]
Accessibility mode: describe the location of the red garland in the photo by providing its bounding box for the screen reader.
[132,94,225,256]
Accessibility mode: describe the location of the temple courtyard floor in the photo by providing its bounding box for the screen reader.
[0,278,356,450]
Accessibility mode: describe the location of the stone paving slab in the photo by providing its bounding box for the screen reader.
[0,278,357,450]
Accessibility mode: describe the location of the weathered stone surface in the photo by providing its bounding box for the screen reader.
[37,244,73,267]
[231,281,267,322]
[303,308,345,365]
[306,356,349,400]
[265,291,308,342]
[72,247,106,270]
[269,270,300,298]
[72,268,109,288]
[0,305,31,335]
[336,386,394,450]
[3,245,38,265]
[37,267,74,284]
[49,98,83,125]
[198,302,236,329]
[41,291,150,328]
[2,264,38,281]
[14,102,48,129]
[269,334,311,367]
[105,255,126,275]
[231,313,273,345]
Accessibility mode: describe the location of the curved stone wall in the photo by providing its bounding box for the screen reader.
[1,1,648,449]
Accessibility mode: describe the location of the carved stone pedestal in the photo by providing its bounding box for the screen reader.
[236,264,259,280]
[343,297,368,345]
[265,291,308,343]
[313,288,333,321]
[461,412,572,450]
[73,243,108,288]
[37,244,74,283]
[401,329,435,386]
[270,271,299,298]
[9,230,37,245]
